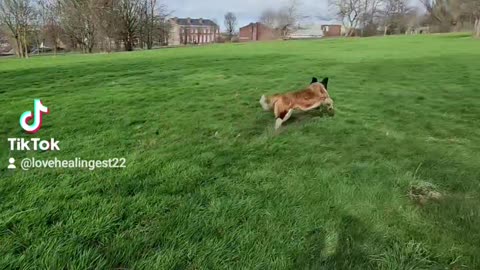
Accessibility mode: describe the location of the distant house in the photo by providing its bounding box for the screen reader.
[406,26,430,35]
[0,33,12,55]
[239,22,276,42]
[321,25,342,37]
[288,25,324,39]
[169,17,220,46]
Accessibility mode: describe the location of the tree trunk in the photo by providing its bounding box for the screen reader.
[14,38,22,58]
[53,37,57,55]
[475,18,480,38]
[105,37,111,53]
[124,37,133,51]
[23,31,29,59]
[147,29,153,49]
[14,45,19,57]
[88,42,94,53]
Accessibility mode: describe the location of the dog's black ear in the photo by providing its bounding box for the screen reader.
[321,77,329,89]
[311,77,318,84]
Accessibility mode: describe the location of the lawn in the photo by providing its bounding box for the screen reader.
[1,34,479,269]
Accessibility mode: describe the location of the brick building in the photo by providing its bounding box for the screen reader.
[239,22,276,42]
[169,17,220,45]
[321,25,342,37]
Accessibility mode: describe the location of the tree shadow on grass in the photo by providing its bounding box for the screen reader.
[419,194,480,267]
[292,213,448,270]
[293,215,373,270]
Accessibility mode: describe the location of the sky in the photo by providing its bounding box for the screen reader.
[164,0,337,31]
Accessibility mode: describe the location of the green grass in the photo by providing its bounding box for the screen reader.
[1,34,479,269]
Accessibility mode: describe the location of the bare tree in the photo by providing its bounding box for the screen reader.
[330,0,362,36]
[1,0,172,54]
[330,0,414,36]
[139,0,154,49]
[0,0,35,58]
[419,0,450,26]
[359,0,382,36]
[153,2,170,46]
[156,17,170,45]
[420,0,465,32]
[59,0,99,53]
[224,11,237,41]
[380,0,411,35]
[259,9,277,28]
[116,0,142,51]
[139,0,170,48]
[476,11,480,37]
[278,0,301,37]
[37,0,63,54]
[421,0,480,35]
[95,0,118,52]
[463,0,480,37]
[258,0,301,38]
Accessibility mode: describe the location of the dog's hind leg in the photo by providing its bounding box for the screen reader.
[274,101,290,129]
[275,109,293,130]
[283,109,293,122]
[275,118,283,130]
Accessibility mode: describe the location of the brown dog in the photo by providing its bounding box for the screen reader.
[259,77,334,129]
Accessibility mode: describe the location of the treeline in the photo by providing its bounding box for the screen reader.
[329,0,480,37]
[0,0,171,58]
[258,0,480,38]
[421,0,480,35]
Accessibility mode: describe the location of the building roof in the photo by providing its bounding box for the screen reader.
[240,22,271,30]
[171,17,218,27]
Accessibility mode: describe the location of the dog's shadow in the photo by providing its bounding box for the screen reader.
[285,107,335,126]
[254,106,334,134]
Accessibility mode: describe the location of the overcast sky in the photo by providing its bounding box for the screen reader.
[164,0,422,31]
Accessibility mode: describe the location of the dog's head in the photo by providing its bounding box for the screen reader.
[311,77,329,90]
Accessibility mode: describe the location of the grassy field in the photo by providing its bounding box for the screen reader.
[1,34,479,269]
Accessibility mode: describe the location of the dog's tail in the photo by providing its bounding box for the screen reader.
[260,95,272,111]
[259,95,271,111]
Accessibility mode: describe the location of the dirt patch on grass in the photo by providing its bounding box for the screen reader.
[408,182,443,206]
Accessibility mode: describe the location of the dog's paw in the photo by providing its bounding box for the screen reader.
[327,108,335,117]
[275,118,283,130]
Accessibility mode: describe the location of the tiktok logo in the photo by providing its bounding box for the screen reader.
[19,99,50,134]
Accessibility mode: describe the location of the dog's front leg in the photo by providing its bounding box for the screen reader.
[324,98,335,116]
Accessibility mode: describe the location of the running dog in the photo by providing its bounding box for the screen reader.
[259,77,334,129]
